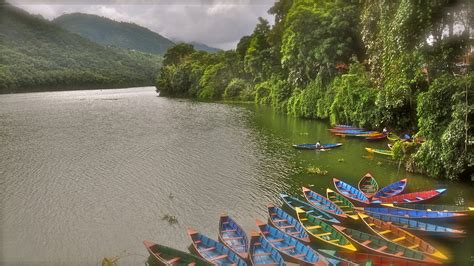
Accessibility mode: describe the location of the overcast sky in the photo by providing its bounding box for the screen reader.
[9,0,276,50]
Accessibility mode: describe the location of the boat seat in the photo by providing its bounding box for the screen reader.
[279,225,295,229]
[408,244,419,249]
[315,232,332,237]
[270,213,278,216]
[268,238,284,243]
[167,257,181,263]
[361,240,372,245]
[306,225,321,230]
[222,229,237,233]
[194,240,202,244]
[200,247,216,252]
[209,254,228,261]
[306,210,314,213]
[294,253,306,258]
[279,246,296,251]
[288,231,300,236]
[253,252,272,257]
[367,223,375,226]
[223,236,243,240]
[327,239,339,243]
[394,252,404,256]
[377,245,388,252]
[379,230,391,235]
[272,219,287,223]
[300,218,308,221]
[392,236,406,242]
[333,200,343,203]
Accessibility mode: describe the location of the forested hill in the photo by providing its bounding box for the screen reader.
[53,13,174,55]
[0,4,162,93]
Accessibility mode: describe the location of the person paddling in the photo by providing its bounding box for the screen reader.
[315,141,322,149]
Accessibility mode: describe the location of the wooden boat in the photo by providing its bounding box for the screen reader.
[316,249,358,266]
[292,143,342,150]
[365,147,393,156]
[324,250,431,266]
[255,219,328,265]
[267,204,310,244]
[373,178,407,199]
[187,229,248,265]
[388,143,394,150]
[364,212,466,237]
[370,189,447,204]
[358,213,448,261]
[302,187,348,218]
[143,240,213,266]
[358,173,379,198]
[332,178,370,205]
[279,193,340,224]
[248,232,285,266]
[295,207,357,252]
[325,189,359,220]
[383,203,474,213]
[355,206,466,221]
[365,134,387,140]
[218,215,248,259]
[387,133,401,142]
[332,225,441,264]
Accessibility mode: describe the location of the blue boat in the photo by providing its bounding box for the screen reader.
[302,187,348,219]
[188,229,248,265]
[279,193,340,224]
[317,249,358,266]
[332,178,370,205]
[355,206,467,221]
[292,143,343,150]
[218,215,248,259]
[373,179,407,199]
[255,219,328,265]
[267,204,310,244]
[363,212,466,237]
[248,232,285,266]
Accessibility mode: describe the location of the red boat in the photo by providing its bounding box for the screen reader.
[371,189,447,204]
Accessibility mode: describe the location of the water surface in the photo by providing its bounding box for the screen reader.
[1,87,472,265]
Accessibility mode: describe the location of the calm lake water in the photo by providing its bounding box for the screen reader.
[1,87,473,265]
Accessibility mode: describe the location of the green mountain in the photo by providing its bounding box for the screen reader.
[0,4,162,93]
[53,13,175,55]
[189,41,221,53]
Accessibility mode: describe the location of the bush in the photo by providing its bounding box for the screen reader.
[224,78,248,99]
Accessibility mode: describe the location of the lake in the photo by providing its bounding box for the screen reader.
[1,87,473,265]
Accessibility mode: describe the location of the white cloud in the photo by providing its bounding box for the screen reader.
[8,0,275,50]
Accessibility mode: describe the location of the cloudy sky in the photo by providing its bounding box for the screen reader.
[9,0,276,49]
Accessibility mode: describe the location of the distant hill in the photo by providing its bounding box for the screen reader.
[0,4,162,93]
[189,41,221,53]
[53,13,175,55]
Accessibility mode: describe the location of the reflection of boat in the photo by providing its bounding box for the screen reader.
[143,240,213,266]
[365,147,393,156]
[218,215,248,260]
[333,225,441,264]
[292,143,343,150]
[358,213,448,261]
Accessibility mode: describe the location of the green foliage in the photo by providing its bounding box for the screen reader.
[415,74,473,180]
[330,62,378,128]
[0,4,161,93]
[162,43,195,66]
[224,78,248,99]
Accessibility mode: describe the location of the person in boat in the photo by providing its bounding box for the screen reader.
[315,141,322,149]
[404,133,411,140]
[382,127,388,134]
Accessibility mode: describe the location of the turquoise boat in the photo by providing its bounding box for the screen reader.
[302,187,348,218]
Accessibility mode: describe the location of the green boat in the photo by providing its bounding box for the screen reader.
[295,207,357,252]
[326,188,359,220]
[365,147,393,157]
[143,240,213,266]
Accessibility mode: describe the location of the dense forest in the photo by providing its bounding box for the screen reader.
[0,4,162,93]
[156,0,473,181]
